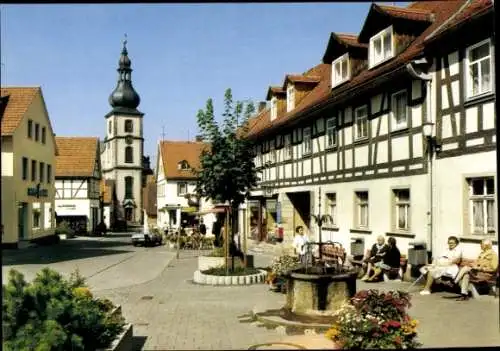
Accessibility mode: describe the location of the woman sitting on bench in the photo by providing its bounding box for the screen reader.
[366,237,401,282]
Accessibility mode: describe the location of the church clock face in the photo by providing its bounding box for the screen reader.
[125,135,133,145]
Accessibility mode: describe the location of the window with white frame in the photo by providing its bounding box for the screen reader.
[284,134,292,160]
[391,90,408,130]
[369,26,394,68]
[303,127,312,155]
[332,53,350,87]
[355,106,368,140]
[355,191,369,228]
[287,84,295,112]
[326,193,337,227]
[466,39,493,99]
[177,182,187,196]
[468,177,495,236]
[393,189,410,231]
[270,97,278,121]
[326,117,337,148]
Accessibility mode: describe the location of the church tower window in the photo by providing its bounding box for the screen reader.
[125,176,133,199]
[124,119,133,133]
[125,146,133,163]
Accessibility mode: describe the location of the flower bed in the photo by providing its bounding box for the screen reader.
[324,289,421,349]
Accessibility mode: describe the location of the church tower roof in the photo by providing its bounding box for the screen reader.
[107,35,142,116]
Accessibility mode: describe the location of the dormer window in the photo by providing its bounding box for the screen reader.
[178,160,190,170]
[270,97,278,121]
[369,26,394,68]
[286,84,295,112]
[332,53,350,88]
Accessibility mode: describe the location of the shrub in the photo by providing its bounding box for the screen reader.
[2,268,125,351]
[208,247,225,257]
[325,289,421,349]
[270,254,300,276]
[202,265,260,276]
[55,221,75,236]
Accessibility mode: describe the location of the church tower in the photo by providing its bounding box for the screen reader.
[101,37,144,224]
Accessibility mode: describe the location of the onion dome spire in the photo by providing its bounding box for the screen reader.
[108,34,141,111]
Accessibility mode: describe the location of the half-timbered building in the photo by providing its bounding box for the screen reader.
[55,137,102,234]
[242,0,496,259]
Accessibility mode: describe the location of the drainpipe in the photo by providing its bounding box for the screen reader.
[406,57,434,260]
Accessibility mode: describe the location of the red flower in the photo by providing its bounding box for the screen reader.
[394,336,402,345]
[388,320,401,328]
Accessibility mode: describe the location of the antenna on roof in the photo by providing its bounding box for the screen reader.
[161,126,166,141]
[188,129,190,141]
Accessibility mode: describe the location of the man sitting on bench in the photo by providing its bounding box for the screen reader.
[453,239,498,301]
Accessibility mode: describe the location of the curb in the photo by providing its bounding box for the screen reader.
[193,269,267,286]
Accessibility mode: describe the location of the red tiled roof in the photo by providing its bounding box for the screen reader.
[247,1,467,140]
[248,63,331,138]
[377,4,434,22]
[425,0,493,42]
[1,87,40,135]
[322,33,368,63]
[159,140,209,179]
[285,75,321,85]
[266,86,286,101]
[55,137,99,177]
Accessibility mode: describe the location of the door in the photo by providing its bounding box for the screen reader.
[125,207,133,221]
[17,203,27,240]
[91,207,99,232]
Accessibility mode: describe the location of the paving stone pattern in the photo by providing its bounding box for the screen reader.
[95,253,500,350]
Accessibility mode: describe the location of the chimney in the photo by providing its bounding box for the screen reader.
[195,135,204,142]
[258,101,267,112]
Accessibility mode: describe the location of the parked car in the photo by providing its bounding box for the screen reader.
[131,232,163,247]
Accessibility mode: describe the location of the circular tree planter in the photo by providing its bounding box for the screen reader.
[193,269,267,286]
[198,255,255,271]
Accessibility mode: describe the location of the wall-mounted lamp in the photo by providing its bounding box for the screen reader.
[422,121,442,154]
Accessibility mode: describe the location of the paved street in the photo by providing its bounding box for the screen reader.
[2,233,175,291]
[2,236,500,349]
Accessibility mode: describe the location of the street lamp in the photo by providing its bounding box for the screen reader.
[422,121,442,155]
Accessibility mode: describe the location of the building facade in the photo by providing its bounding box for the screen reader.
[1,87,58,248]
[242,0,497,259]
[155,140,215,233]
[54,137,102,234]
[100,39,144,225]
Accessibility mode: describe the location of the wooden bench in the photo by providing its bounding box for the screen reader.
[437,258,499,297]
[320,244,347,265]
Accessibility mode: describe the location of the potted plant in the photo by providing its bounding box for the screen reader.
[325,289,421,349]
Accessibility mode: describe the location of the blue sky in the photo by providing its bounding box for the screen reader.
[1,3,406,167]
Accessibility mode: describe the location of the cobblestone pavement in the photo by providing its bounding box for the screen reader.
[95,251,500,350]
[2,234,175,290]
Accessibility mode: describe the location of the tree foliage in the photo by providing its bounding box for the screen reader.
[195,88,258,210]
[2,268,124,351]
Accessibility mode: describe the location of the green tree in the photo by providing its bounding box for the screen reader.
[195,89,258,269]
